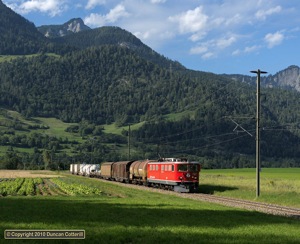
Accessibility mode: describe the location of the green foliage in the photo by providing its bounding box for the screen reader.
[0,178,24,196]
[50,177,102,195]
[59,26,185,71]
[17,178,35,196]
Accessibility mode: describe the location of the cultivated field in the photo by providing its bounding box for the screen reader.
[0,170,60,178]
[0,169,299,243]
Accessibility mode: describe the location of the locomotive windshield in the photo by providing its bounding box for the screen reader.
[177,164,199,172]
[178,164,188,172]
[188,164,199,172]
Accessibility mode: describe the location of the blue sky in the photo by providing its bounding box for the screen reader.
[4,0,300,75]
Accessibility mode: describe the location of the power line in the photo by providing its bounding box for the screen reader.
[160,133,250,154]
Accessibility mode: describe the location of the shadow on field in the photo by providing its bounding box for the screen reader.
[0,197,298,243]
[199,184,238,194]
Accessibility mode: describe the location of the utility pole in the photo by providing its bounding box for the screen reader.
[250,69,267,197]
[128,124,131,160]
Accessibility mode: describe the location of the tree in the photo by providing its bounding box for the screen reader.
[43,150,51,170]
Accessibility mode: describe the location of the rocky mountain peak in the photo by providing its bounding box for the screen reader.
[265,65,300,91]
[38,18,91,38]
[66,18,89,33]
[225,65,300,92]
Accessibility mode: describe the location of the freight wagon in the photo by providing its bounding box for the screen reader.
[71,158,201,193]
[70,164,100,176]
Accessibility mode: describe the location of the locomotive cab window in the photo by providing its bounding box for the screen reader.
[178,164,188,172]
[188,164,199,172]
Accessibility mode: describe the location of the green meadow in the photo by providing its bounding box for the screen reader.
[200,168,300,207]
[0,170,300,243]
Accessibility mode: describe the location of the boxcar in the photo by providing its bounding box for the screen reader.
[70,164,74,174]
[100,162,115,180]
[73,164,81,175]
[112,161,134,182]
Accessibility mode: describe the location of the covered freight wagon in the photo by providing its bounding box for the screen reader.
[80,164,100,176]
[73,164,80,175]
[70,164,74,174]
[100,162,115,180]
[111,161,134,182]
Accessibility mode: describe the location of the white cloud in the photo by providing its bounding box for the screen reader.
[85,0,106,10]
[255,5,282,20]
[189,32,206,42]
[232,45,261,56]
[189,35,236,60]
[10,0,66,16]
[264,31,284,48]
[244,45,261,53]
[169,6,208,34]
[106,4,129,22]
[216,36,236,49]
[190,45,208,55]
[84,13,106,26]
[84,4,129,27]
[232,49,241,56]
[202,52,214,59]
[150,0,166,3]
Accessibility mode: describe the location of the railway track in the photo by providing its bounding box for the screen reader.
[94,178,300,220]
[178,193,300,220]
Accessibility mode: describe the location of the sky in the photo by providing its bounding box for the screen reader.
[3,0,300,75]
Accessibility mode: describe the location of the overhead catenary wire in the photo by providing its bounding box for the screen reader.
[160,133,250,154]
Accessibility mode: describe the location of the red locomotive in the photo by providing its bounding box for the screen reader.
[87,158,201,193]
[147,158,200,193]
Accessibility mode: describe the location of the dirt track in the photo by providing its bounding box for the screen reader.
[0,170,61,178]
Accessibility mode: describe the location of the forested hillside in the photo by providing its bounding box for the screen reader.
[0,46,188,123]
[0,0,299,169]
[57,26,185,71]
[0,0,48,54]
[1,47,299,168]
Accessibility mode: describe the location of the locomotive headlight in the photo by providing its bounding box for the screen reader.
[186,173,190,178]
[179,176,183,180]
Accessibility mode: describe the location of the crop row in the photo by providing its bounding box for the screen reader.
[0,178,43,196]
[0,177,102,196]
[50,178,102,196]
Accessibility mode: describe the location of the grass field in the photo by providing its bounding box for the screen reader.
[200,168,300,207]
[0,170,300,243]
[0,110,83,156]
[103,121,145,135]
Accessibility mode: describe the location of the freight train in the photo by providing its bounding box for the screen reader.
[70,158,201,193]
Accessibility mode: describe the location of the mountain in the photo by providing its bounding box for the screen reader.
[57,25,185,71]
[224,65,300,92]
[264,65,300,91]
[0,0,50,54]
[0,0,74,55]
[38,18,91,38]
